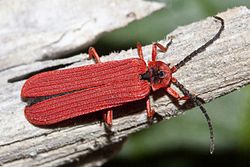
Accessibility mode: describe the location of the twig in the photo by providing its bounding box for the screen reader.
[0,6,249,167]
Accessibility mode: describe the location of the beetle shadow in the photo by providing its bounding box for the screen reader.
[32,99,148,130]
[31,111,103,129]
[31,99,152,143]
[31,89,205,135]
[151,88,204,116]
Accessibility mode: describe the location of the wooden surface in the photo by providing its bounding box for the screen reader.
[0,6,250,167]
[0,0,164,71]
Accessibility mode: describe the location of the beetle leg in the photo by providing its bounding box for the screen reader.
[165,87,189,100]
[103,110,113,127]
[170,66,177,73]
[136,42,144,60]
[146,97,155,122]
[152,36,173,62]
[88,47,101,63]
[166,77,190,100]
[171,77,215,154]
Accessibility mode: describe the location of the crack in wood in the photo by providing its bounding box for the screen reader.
[7,61,79,83]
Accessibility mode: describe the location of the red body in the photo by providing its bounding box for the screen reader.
[21,41,180,126]
[21,15,223,153]
[21,33,191,127]
[21,58,152,125]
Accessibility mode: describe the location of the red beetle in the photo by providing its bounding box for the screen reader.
[21,41,180,126]
[21,16,224,153]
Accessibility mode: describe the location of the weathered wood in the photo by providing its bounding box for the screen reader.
[0,0,164,71]
[0,6,250,167]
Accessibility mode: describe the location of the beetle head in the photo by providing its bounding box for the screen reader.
[147,61,172,91]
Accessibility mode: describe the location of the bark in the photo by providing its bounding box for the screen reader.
[0,6,249,167]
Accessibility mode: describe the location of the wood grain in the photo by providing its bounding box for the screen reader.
[0,0,164,71]
[0,6,249,167]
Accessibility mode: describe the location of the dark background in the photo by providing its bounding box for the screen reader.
[90,0,250,166]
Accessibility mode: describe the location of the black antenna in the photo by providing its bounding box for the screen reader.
[171,16,224,154]
[173,80,215,154]
[174,16,224,70]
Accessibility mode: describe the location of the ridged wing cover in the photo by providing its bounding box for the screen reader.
[22,58,150,125]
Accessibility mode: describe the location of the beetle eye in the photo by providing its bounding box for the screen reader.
[158,71,165,78]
